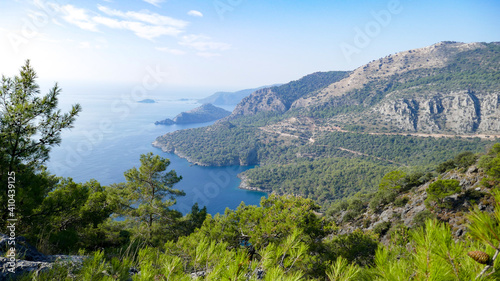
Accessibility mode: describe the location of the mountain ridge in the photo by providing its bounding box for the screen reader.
[237,41,500,135]
[153,41,500,208]
[197,85,280,106]
[155,103,231,125]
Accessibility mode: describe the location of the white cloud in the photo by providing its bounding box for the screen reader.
[97,5,188,28]
[92,16,121,29]
[187,10,203,17]
[47,3,188,40]
[143,0,165,7]
[179,35,231,51]
[156,47,186,55]
[93,16,183,40]
[55,4,99,32]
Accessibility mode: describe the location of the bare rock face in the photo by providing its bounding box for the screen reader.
[232,41,500,135]
[293,41,473,109]
[0,234,86,280]
[374,91,500,134]
[229,88,286,118]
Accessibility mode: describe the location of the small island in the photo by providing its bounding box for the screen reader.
[138,99,156,103]
[155,103,231,125]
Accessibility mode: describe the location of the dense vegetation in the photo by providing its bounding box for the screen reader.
[18,173,500,280]
[242,157,395,208]
[243,132,491,209]
[158,120,493,210]
[4,48,500,279]
[315,132,491,167]
[154,43,499,212]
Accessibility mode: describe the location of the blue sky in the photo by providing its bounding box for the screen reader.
[0,0,499,96]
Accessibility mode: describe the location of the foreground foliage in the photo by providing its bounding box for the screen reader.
[22,190,500,280]
[4,61,500,280]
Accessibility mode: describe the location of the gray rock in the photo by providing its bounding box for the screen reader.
[0,257,53,280]
[0,233,47,262]
[230,88,287,118]
[191,270,206,278]
[375,91,500,134]
[0,234,87,280]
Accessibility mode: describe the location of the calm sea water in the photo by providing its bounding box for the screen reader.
[45,88,266,215]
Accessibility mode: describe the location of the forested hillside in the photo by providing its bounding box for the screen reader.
[15,144,500,280]
[4,61,500,280]
[154,41,500,210]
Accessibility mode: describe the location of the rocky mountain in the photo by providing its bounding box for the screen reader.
[230,41,500,135]
[229,71,350,118]
[197,86,277,106]
[155,103,231,125]
[153,42,500,208]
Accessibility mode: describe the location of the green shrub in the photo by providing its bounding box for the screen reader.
[388,223,409,247]
[426,179,461,208]
[412,210,435,228]
[347,199,365,212]
[369,189,398,211]
[454,151,477,169]
[343,210,361,222]
[325,230,379,266]
[436,159,457,173]
[373,221,391,236]
[436,151,477,173]
[394,196,409,207]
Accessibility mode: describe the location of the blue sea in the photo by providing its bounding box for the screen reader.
[45,85,266,215]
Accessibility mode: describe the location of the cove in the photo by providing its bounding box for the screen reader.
[46,93,267,216]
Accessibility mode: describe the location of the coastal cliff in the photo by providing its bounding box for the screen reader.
[155,103,231,125]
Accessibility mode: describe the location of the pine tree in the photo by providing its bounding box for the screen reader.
[108,152,185,245]
[0,60,81,222]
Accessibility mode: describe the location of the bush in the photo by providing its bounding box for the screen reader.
[454,151,477,169]
[369,189,398,211]
[426,179,461,208]
[347,199,365,212]
[402,172,434,191]
[436,159,457,173]
[412,210,435,228]
[388,223,409,246]
[343,210,361,222]
[325,230,379,266]
[463,189,485,204]
[373,221,391,236]
[436,151,477,173]
[394,196,409,207]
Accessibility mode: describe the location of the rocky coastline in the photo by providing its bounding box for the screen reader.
[151,140,209,167]
[237,173,270,193]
